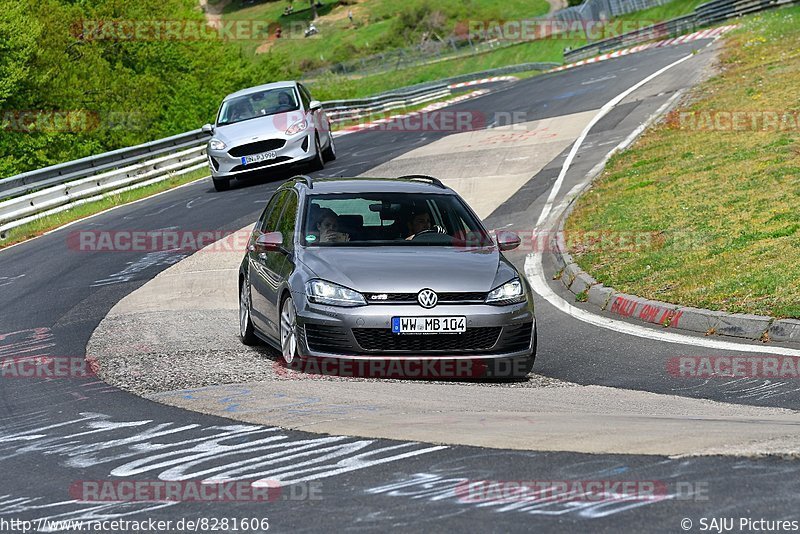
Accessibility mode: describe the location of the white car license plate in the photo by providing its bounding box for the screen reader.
[391,316,466,335]
[242,151,277,165]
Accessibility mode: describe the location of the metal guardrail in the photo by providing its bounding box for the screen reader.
[0,129,210,200]
[0,69,524,235]
[323,84,452,123]
[564,0,800,61]
[0,85,453,203]
[2,0,797,235]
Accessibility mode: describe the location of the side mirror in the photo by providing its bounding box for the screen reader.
[495,230,521,251]
[201,123,214,134]
[309,100,322,111]
[252,231,284,253]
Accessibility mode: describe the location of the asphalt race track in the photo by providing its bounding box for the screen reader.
[2,39,800,532]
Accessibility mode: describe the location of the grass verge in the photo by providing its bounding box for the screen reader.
[305,39,574,100]
[0,168,210,249]
[565,6,800,319]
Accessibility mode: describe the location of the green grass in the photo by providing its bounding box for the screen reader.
[565,7,800,319]
[305,39,579,100]
[222,0,551,65]
[615,0,707,23]
[0,168,210,249]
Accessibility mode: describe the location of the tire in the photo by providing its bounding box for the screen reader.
[239,277,259,345]
[213,177,231,192]
[279,296,299,364]
[308,135,324,172]
[322,132,337,162]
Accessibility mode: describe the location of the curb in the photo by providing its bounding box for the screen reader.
[552,212,800,345]
[549,95,799,349]
[549,25,736,75]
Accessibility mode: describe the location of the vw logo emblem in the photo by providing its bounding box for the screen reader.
[417,289,438,309]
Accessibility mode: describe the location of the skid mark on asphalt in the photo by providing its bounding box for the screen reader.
[364,454,800,522]
[0,411,445,524]
[670,377,800,401]
[91,250,188,287]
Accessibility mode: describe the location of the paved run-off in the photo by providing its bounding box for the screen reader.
[87,106,800,457]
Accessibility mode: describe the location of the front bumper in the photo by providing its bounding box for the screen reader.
[207,131,315,179]
[292,295,536,362]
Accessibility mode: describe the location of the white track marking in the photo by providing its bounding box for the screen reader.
[525,48,800,356]
[535,52,694,227]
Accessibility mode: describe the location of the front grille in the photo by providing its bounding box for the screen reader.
[228,139,286,157]
[304,324,354,353]
[497,322,533,352]
[353,327,501,353]
[364,292,488,304]
[230,156,292,172]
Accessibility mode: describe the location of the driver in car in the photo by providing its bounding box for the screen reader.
[405,209,434,240]
[276,91,294,111]
[314,208,350,243]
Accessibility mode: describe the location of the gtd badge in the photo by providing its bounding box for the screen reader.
[417,289,438,309]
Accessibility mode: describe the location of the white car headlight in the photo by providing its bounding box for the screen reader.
[485,278,526,305]
[285,120,308,136]
[306,279,366,307]
[209,138,226,151]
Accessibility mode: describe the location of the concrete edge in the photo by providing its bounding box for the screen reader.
[551,91,797,347]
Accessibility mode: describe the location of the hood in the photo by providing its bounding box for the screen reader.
[214,110,307,145]
[297,246,519,294]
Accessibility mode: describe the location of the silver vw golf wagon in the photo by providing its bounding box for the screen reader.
[238,175,537,379]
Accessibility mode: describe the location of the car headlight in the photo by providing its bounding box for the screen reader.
[285,120,308,136]
[209,138,226,151]
[306,279,366,307]
[485,278,526,305]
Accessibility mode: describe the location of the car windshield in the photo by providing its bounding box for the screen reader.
[302,192,494,247]
[217,88,300,126]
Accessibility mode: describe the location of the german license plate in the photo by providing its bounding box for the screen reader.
[242,151,277,165]
[391,316,466,334]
